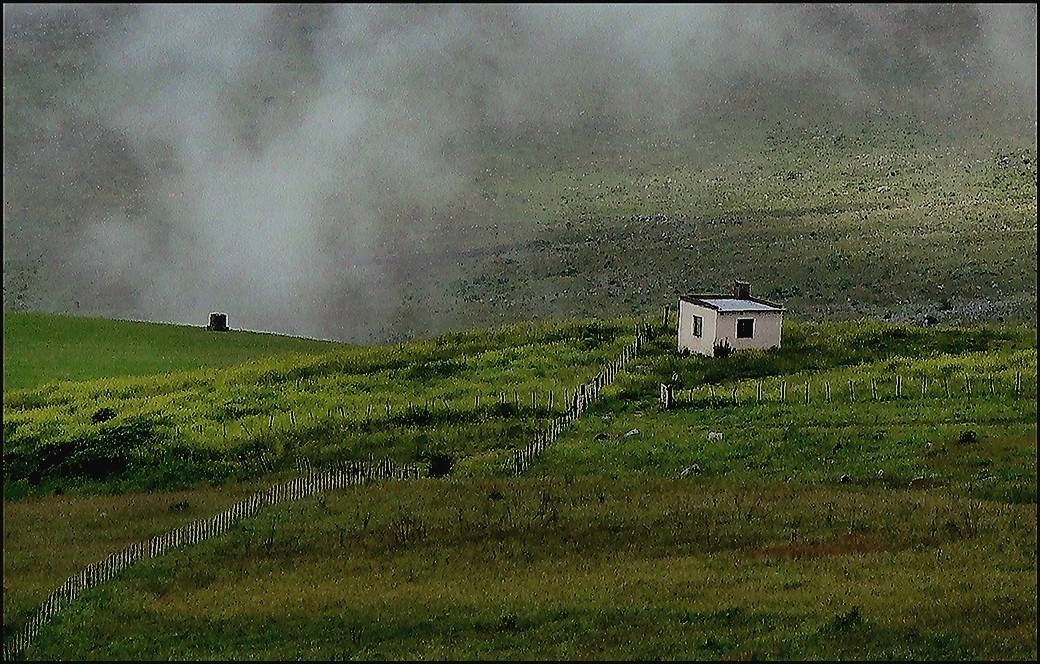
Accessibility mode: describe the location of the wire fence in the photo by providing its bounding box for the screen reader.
[662,370,1036,409]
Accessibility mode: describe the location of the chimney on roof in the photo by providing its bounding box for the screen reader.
[733,280,751,299]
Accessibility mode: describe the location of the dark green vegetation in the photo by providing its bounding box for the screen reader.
[3,315,1036,659]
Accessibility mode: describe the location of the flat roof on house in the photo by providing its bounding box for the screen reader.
[680,295,785,312]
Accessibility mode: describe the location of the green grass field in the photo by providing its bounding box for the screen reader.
[2,312,345,392]
[11,477,1036,660]
[2,314,1036,659]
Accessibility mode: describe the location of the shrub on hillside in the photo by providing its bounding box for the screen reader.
[713,339,733,358]
[426,452,454,478]
[3,413,171,488]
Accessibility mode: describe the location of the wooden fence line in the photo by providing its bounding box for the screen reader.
[6,323,650,659]
[512,323,649,475]
[3,458,421,660]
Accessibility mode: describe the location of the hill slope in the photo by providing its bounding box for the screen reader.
[2,314,1035,659]
[3,4,1036,342]
[2,312,346,391]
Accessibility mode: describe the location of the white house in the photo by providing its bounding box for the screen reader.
[677,281,785,356]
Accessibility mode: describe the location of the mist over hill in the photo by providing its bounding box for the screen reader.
[3,3,1037,342]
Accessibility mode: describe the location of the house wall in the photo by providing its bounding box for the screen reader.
[677,300,720,355]
[716,310,784,352]
[677,300,783,355]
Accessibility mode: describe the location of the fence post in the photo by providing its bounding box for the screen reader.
[659,384,673,410]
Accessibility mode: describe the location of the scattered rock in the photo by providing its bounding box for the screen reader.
[907,476,931,489]
[678,464,701,478]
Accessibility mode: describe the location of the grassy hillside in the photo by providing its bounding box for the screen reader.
[2,7,1035,657]
[9,477,1035,660]
[1,312,345,391]
[2,315,1035,659]
[443,116,1038,333]
[3,316,638,497]
[551,321,1037,504]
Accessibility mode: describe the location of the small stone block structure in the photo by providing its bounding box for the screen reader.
[677,281,784,356]
[207,312,229,332]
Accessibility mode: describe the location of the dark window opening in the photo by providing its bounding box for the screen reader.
[736,318,754,339]
[693,315,703,337]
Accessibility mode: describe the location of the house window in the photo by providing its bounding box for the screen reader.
[692,315,703,337]
[736,318,754,339]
